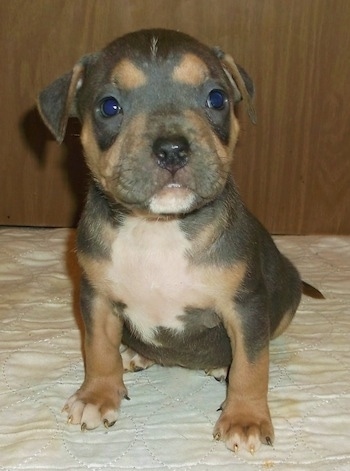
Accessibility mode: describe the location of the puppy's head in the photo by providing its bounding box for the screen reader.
[38,29,255,216]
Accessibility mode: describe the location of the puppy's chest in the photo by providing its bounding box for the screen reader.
[101,218,213,341]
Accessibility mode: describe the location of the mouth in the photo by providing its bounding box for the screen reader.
[148,182,197,215]
[166,183,182,188]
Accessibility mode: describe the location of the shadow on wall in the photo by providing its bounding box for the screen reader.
[20,107,89,227]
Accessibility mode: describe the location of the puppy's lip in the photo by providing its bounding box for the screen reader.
[149,184,196,214]
[165,182,183,189]
[156,183,192,198]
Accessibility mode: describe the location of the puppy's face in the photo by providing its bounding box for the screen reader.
[39,29,255,216]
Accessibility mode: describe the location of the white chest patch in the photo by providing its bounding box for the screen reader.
[105,217,212,343]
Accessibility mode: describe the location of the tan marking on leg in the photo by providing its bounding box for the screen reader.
[172,53,209,85]
[78,253,114,299]
[84,294,124,380]
[213,301,274,452]
[112,59,147,89]
[63,294,127,429]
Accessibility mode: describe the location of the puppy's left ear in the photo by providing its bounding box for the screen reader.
[213,47,257,124]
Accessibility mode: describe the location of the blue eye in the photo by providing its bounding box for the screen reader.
[207,89,227,110]
[100,97,122,117]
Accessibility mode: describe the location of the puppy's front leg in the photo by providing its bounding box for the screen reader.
[213,310,273,454]
[64,277,128,430]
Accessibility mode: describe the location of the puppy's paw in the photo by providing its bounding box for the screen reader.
[63,378,129,430]
[213,401,274,454]
[205,367,228,382]
[120,345,155,372]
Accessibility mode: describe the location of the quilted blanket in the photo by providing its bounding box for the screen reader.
[0,228,349,470]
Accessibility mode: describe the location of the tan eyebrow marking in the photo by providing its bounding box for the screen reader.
[112,59,147,89]
[172,53,209,85]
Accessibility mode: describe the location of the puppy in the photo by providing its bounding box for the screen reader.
[38,29,322,453]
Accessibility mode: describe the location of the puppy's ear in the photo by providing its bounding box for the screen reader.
[213,48,257,124]
[37,54,97,143]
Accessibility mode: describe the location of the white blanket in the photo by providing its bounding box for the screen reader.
[0,228,349,470]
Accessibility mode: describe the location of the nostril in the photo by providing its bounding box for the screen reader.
[152,136,190,158]
[152,136,190,174]
[152,136,190,173]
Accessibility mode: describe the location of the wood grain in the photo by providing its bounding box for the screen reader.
[1,0,349,232]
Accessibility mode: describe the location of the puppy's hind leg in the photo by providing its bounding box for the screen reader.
[205,367,228,383]
[120,345,155,372]
[270,308,295,340]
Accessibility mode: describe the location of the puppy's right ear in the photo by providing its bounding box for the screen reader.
[37,54,97,143]
[213,47,257,125]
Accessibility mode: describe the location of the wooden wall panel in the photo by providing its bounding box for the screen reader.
[1,0,349,232]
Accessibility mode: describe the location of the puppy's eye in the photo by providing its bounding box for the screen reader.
[206,89,227,110]
[100,97,122,117]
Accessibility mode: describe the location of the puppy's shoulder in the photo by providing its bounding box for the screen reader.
[181,179,251,267]
[77,182,127,259]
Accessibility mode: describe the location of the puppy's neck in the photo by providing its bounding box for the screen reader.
[89,176,242,229]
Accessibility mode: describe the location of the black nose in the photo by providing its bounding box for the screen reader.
[152,136,190,174]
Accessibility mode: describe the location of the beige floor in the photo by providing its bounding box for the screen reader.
[0,228,349,470]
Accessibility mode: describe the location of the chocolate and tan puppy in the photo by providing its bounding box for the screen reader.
[38,29,322,453]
